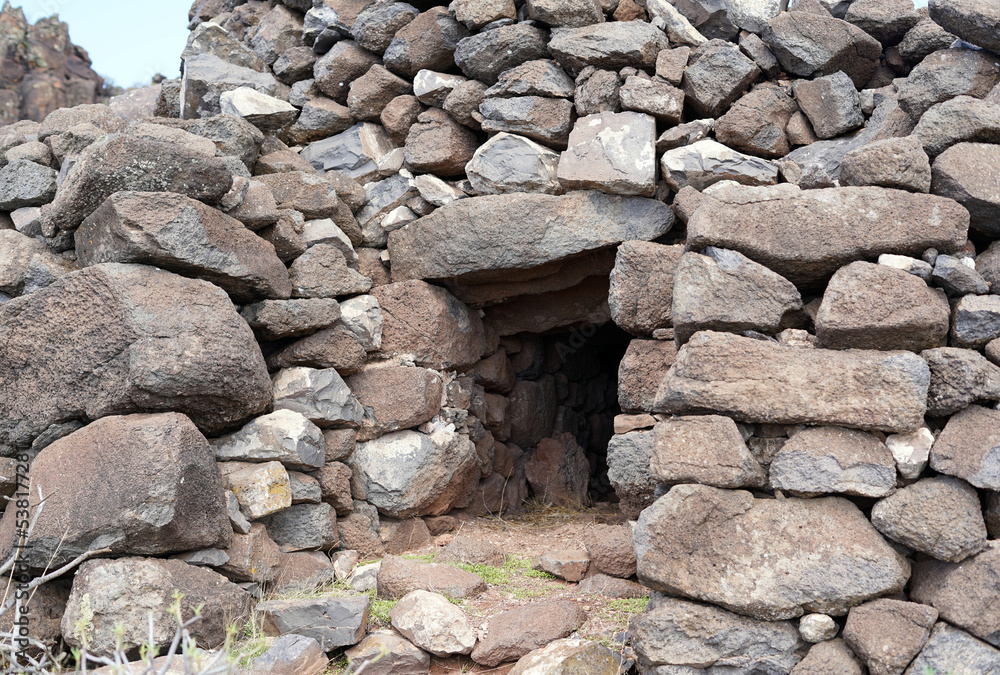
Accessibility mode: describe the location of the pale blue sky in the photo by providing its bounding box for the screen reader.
[13,0,931,88]
[17,0,192,88]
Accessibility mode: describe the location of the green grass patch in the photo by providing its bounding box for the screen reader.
[608,597,650,614]
[454,562,511,584]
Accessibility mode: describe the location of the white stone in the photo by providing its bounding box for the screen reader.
[557,111,657,197]
[413,70,467,107]
[219,87,298,130]
[377,147,406,177]
[466,132,562,195]
[302,219,357,265]
[886,427,934,479]
[338,294,383,351]
[381,205,417,232]
[389,590,476,656]
[878,253,933,280]
[661,139,779,192]
[347,561,380,592]
[272,367,364,427]
[413,174,466,206]
[509,638,620,674]
[211,409,325,470]
[646,0,708,46]
[728,0,790,34]
[223,460,292,519]
[332,550,359,580]
[798,613,838,643]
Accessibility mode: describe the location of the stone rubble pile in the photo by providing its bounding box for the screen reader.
[1,0,1000,670]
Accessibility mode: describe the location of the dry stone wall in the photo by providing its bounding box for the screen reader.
[1,0,1000,671]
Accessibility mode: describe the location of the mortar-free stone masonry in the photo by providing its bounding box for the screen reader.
[1,0,1000,671]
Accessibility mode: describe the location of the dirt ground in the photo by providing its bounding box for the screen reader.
[325,500,645,674]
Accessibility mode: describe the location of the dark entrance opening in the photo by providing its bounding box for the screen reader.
[499,323,633,507]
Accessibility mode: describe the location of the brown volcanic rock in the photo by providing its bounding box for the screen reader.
[61,557,250,658]
[686,183,968,287]
[910,542,1000,648]
[843,599,938,675]
[346,365,444,440]
[761,11,881,88]
[0,7,105,123]
[388,191,674,283]
[608,241,684,336]
[651,415,766,489]
[0,413,231,570]
[634,484,911,620]
[0,264,271,453]
[76,191,291,303]
[930,404,1000,491]
[376,554,487,599]
[654,331,930,433]
[617,339,677,413]
[471,601,586,666]
[815,261,950,351]
[372,281,486,370]
[41,134,233,233]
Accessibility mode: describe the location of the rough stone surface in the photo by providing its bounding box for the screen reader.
[791,639,864,675]
[873,475,987,564]
[471,601,586,666]
[272,366,363,428]
[651,415,766,489]
[390,590,476,656]
[212,409,325,470]
[655,331,931,433]
[557,111,656,196]
[344,631,430,675]
[682,39,761,118]
[634,484,910,620]
[607,430,656,519]
[0,413,230,569]
[258,596,368,650]
[508,638,621,674]
[686,183,969,287]
[61,557,249,657]
[388,191,674,283]
[904,622,1000,675]
[715,83,799,159]
[932,142,1000,236]
[840,136,933,193]
[548,22,669,75]
[923,347,1000,417]
[672,247,801,344]
[843,599,938,675]
[661,139,779,192]
[631,595,804,673]
[815,261,950,351]
[793,71,864,140]
[349,427,480,518]
[42,134,233,233]
[585,525,636,579]
[769,426,896,498]
[761,12,882,88]
[930,404,1000,491]
[454,24,550,85]
[0,264,271,453]
[609,242,683,337]
[372,281,486,369]
[466,132,562,195]
[76,191,290,303]
[910,542,1000,648]
[928,0,1000,54]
